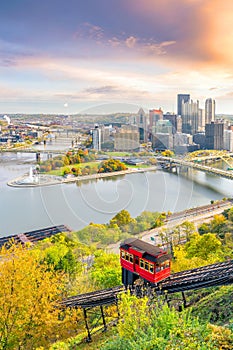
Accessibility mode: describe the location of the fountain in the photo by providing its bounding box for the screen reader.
[15,167,39,185]
[28,167,34,182]
[8,165,63,187]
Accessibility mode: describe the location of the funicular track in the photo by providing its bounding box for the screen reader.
[0,224,71,248]
[62,259,233,309]
[61,259,233,342]
[61,260,233,308]
[157,259,233,293]
[60,286,124,309]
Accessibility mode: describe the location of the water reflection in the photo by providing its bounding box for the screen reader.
[0,152,232,237]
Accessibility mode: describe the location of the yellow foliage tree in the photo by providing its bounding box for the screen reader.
[0,244,79,350]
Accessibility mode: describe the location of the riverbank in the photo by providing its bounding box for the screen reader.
[7,166,157,187]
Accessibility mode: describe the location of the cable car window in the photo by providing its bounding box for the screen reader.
[121,251,125,259]
[149,264,154,273]
[129,254,133,263]
[125,253,129,261]
[135,256,139,265]
[156,265,160,272]
[140,259,144,268]
[144,262,149,271]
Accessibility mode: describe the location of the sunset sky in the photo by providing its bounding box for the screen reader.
[0,0,233,114]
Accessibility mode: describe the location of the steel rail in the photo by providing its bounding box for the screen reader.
[61,260,233,308]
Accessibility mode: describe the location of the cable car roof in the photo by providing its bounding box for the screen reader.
[120,238,164,257]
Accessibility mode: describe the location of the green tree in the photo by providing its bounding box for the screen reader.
[90,251,121,289]
[210,214,226,230]
[102,293,217,350]
[185,232,223,260]
[109,209,136,229]
[179,221,196,241]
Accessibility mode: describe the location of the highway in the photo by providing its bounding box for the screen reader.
[141,199,233,245]
[107,199,233,253]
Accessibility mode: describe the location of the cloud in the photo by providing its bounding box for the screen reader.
[122,0,233,67]
[74,22,104,43]
[125,36,137,48]
[84,86,117,95]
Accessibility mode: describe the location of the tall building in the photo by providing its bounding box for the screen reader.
[136,108,149,142]
[224,130,233,152]
[153,120,173,135]
[149,109,163,130]
[177,94,190,116]
[114,125,140,151]
[205,121,224,150]
[205,98,215,124]
[152,133,173,150]
[92,125,101,151]
[198,108,205,132]
[181,99,199,135]
[163,113,182,133]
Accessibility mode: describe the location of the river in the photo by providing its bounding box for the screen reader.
[1,146,233,237]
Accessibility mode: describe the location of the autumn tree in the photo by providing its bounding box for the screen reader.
[109,209,136,229]
[172,232,225,272]
[0,244,77,350]
[98,159,127,173]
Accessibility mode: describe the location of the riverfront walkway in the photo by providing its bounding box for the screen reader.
[7,166,157,187]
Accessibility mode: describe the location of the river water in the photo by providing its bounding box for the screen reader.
[1,144,233,237]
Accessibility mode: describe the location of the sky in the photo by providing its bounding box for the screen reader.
[0,0,233,115]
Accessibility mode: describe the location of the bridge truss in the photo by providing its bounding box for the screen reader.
[185,150,233,169]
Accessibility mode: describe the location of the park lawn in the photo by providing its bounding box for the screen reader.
[104,151,133,157]
[47,161,100,176]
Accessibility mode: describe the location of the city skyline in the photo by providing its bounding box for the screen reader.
[0,0,233,114]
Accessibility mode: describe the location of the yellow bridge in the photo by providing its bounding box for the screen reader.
[158,150,233,179]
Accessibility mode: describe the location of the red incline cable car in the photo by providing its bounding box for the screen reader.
[120,238,172,286]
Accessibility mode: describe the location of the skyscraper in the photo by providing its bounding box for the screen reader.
[177,94,190,116]
[205,121,224,150]
[205,98,215,124]
[92,125,101,151]
[181,99,199,135]
[114,125,140,151]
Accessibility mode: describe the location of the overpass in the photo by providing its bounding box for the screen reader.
[0,147,67,155]
[157,156,233,180]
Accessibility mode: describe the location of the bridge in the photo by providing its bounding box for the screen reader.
[0,147,67,155]
[157,155,233,180]
[185,150,233,162]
